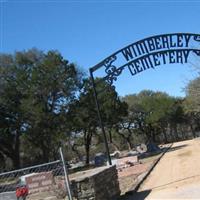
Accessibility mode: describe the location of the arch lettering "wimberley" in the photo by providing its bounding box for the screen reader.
[122,34,192,61]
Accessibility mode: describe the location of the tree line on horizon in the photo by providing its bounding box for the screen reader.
[0,49,200,171]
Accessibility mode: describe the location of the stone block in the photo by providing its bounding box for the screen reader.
[69,165,120,200]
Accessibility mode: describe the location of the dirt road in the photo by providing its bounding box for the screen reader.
[130,139,200,199]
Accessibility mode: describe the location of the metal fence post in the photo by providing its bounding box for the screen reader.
[59,147,73,200]
[89,69,112,165]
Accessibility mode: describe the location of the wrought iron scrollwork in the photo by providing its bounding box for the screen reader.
[103,55,124,85]
[194,35,200,42]
[193,50,200,56]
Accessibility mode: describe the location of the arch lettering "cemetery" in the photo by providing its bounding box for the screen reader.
[90,33,200,85]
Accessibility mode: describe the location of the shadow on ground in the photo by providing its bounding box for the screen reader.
[162,144,187,153]
[120,189,151,200]
[140,143,187,160]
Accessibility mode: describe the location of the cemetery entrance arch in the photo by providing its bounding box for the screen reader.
[89,33,200,165]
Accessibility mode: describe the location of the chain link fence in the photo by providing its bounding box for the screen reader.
[0,149,72,200]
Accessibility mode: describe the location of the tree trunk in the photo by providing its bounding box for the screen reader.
[190,124,196,138]
[13,130,21,169]
[127,129,133,150]
[168,123,173,142]
[180,125,185,140]
[108,129,112,143]
[162,128,168,144]
[127,140,132,151]
[112,142,120,151]
[117,130,133,151]
[41,143,49,163]
[12,153,21,169]
[173,124,179,142]
[84,130,92,165]
[148,124,156,143]
[85,143,90,165]
[70,143,82,160]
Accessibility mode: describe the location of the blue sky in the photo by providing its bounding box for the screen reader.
[1,0,200,97]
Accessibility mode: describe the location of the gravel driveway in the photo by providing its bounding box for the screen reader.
[129,138,200,199]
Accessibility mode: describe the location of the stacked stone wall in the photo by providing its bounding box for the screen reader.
[71,165,120,200]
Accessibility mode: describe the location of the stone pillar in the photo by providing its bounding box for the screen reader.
[70,165,120,200]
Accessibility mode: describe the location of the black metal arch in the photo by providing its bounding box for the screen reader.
[91,33,200,85]
[89,33,200,165]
